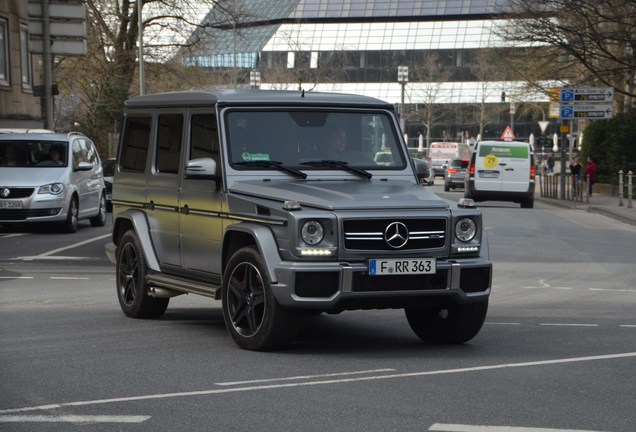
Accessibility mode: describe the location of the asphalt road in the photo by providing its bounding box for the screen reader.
[1,193,635,432]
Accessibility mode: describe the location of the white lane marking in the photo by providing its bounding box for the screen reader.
[620,324,636,328]
[216,368,396,386]
[0,415,149,424]
[0,233,26,238]
[429,423,606,432]
[539,323,599,327]
[589,288,636,293]
[17,234,110,261]
[485,322,521,326]
[16,256,90,261]
[50,277,90,280]
[1,352,634,415]
[0,276,34,279]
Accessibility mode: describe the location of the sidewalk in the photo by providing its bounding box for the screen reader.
[534,184,636,227]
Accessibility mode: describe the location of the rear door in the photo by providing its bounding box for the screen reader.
[474,142,530,192]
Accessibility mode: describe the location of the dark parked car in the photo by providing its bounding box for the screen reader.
[444,158,469,191]
[102,158,116,212]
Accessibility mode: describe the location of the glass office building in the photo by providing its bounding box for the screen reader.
[183,0,551,141]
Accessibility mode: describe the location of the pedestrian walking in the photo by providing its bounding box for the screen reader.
[569,157,582,196]
[584,157,598,195]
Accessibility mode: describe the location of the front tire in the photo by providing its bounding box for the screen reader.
[222,246,300,351]
[61,197,78,233]
[116,230,168,318]
[405,300,488,344]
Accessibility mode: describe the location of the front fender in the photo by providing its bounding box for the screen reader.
[112,209,161,272]
[224,222,282,284]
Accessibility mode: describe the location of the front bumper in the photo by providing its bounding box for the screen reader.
[270,257,491,311]
[0,193,69,223]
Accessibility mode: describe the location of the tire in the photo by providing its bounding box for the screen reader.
[221,246,300,351]
[520,197,534,209]
[61,197,79,233]
[90,194,107,227]
[405,300,488,344]
[116,230,169,318]
[444,182,450,192]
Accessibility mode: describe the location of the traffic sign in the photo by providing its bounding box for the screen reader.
[560,104,613,119]
[560,87,614,103]
[501,125,515,141]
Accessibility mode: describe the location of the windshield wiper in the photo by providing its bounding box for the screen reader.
[234,160,307,179]
[300,160,372,180]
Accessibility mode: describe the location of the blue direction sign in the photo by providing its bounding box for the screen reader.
[560,87,614,103]
[560,104,613,119]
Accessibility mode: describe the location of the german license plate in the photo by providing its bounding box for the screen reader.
[479,171,499,178]
[0,200,22,209]
[369,258,436,276]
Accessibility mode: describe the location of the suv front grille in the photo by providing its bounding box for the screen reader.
[343,218,446,251]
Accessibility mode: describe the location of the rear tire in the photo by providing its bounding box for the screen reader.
[405,300,488,344]
[90,194,107,227]
[222,246,300,351]
[116,230,169,318]
[520,197,534,209]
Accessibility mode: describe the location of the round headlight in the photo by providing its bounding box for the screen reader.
[455,218,477,242]
[38,183,64,195]
[301,221,324,245]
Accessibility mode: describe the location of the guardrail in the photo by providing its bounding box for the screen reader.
[539,173,586,203]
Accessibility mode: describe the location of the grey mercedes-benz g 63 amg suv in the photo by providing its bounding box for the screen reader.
[106,89,491,350]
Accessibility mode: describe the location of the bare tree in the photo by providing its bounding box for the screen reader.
[53,0,223,152]
[501,0,636,112]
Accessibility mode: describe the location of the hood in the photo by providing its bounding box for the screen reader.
[0,167,66,187]
[229,179,449,210]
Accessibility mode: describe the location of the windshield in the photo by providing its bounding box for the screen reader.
[225,110,405,171]
[0,140,68,168]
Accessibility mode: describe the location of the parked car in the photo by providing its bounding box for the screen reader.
[444,158,469,191]
[0,131,107,232]
[106,89,491,351]
[102,158,116,212]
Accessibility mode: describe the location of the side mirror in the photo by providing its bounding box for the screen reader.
[76,161,95,171]
[185,157,218,180]
[412,157,430,183]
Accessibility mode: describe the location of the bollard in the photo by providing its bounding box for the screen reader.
[586,174,590,204]
[628,171,633,209]
[618,170,624,207]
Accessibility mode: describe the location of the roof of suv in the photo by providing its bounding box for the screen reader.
[0,131,87,141]
[125,89,394,109]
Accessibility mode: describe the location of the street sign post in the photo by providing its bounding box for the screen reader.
[560,104,613,119]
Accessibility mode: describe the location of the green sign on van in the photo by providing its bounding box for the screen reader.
[478,144,528,159]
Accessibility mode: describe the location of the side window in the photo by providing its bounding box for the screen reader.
[72,140,85,168]
[156,114,183,174]
[120,115,151,172]
[82,140,99,165]
[190,113,219,166]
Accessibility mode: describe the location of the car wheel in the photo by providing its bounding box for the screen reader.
[520,198,534,209]
[61,197,79,233]
[90,194,107,227]
[405,300,488,344]
[222,246,300,351]
[116,230,169,318]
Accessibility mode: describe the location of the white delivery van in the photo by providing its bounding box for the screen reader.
[429,142,470,176]
[465,140,535,208]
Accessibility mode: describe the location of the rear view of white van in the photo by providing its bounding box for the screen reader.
[465,140,535,208]
[429,142,470,176]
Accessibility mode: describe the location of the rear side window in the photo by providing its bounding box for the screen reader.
[121,115,152,172]
[156,114,183,174]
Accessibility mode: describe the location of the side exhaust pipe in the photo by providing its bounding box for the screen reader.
[148,287,185,298]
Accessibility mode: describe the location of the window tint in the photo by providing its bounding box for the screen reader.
[121,115,151,172]
[81,139,99,165]
[156,114,183,174]
[190,113,219,164]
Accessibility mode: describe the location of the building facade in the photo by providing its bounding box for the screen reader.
[0,0,41,128]
[184,0,554,144]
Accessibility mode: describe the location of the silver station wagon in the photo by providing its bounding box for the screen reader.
[0,130,107,232]
[106,90,492,350]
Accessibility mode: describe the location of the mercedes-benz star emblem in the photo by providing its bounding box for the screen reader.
[0,188,9,198]
[384,221,409,249]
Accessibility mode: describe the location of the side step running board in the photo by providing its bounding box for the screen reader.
[146,274,221,299]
